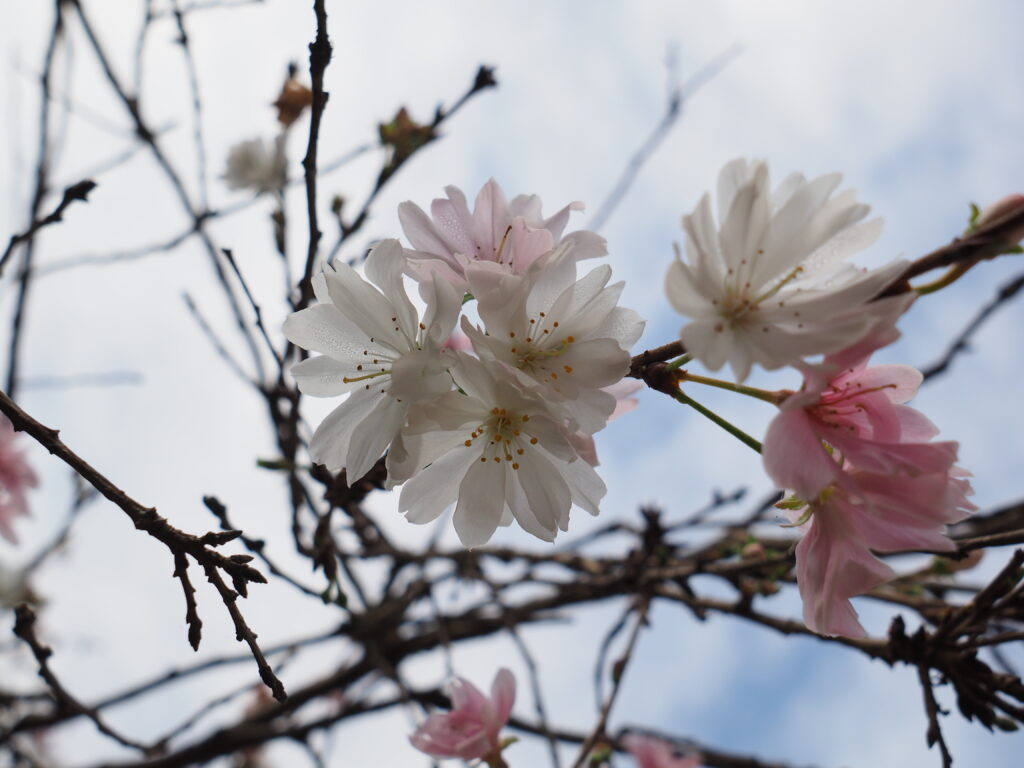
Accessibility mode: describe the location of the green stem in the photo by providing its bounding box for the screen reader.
[672,388,763,453]
[665,353,692,371]
[677,371,784,405]
[914,261,973,296]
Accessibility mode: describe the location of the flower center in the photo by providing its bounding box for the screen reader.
[718,263,805,326]
[342,339,399,392]
[462,407,537,471]
[507,309,576,384]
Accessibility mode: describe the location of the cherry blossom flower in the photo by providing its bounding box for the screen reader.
[396,353,605,547]
[790,464,974,637]
[762,331,975,636]
[223,137,287,194]
[410,668,515,762]
[665,157,910,381]
[399,178,606,293]
[763,319,952,502]
[283,239,461,482]
[0,415,37,545]
[622,734,702,768]
[462,251,645,434]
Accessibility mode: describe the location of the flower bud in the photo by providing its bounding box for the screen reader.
[976,193,1024,246]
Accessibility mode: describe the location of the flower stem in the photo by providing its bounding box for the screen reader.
[914,261,973,296]
[676,370,784,405]
[672,388,763,453]
[665,353,692,371]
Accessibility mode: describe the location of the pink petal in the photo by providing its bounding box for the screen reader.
[763,409,838,500]
[796,504,896,637]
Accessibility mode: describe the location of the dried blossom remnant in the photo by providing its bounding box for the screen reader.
[666,157,910,381]
[379,107,437,166]
[273,76,313,128]
[0,415,37,544]
[223,136,287,194]
[410,668,516,762]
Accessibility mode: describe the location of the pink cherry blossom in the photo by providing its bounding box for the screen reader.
[763,333,975,637]
[410,668,515,762]
[399,178,606,292]
[763,328,955,503]
[0,416,38,545]
[622,734,702,768]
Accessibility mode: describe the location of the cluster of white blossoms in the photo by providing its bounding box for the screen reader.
[285,180,644,547]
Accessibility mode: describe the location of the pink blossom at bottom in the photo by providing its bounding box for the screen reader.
[622,734,702,768]
[0,416,37,544]
[410,668,515,761]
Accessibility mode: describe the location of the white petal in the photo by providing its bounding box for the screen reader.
[515,447,571,533]
[364,240,419,342]
[561,455,606,516]
[421,274,463,347]
[308,387,384,472]
[399,201,454,257]
[506,473,557,541]
[322,262,409,353]
[718,165,770,285]
[430,197,477,256]
[716,157,754,223]
[665,260,713,318]
[680,320,733,374]
[454,458,507,547]
[346,394,407,481]
[290,355,360,397]
[399,446,479,524]
[283,305,378,361]
[471,178,511,260]
[753,173,843,287]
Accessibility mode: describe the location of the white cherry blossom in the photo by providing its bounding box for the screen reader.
[666,158,909,381]
[396,353,606,547]
[283,240,461,481]
[398,178,606,293]
[461,251,645,435]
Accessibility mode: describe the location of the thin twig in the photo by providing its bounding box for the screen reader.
[571,599,650,768]
[296,0,332,312]
[589,43,743,232]
[12,604,150,753]
[171,0,210,210]
[0,387,284,699]
[0,179,96,279]
[220,249,284,368]
[922,270,1024,381]
[916,664,954,768]
[182,292,251,385]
